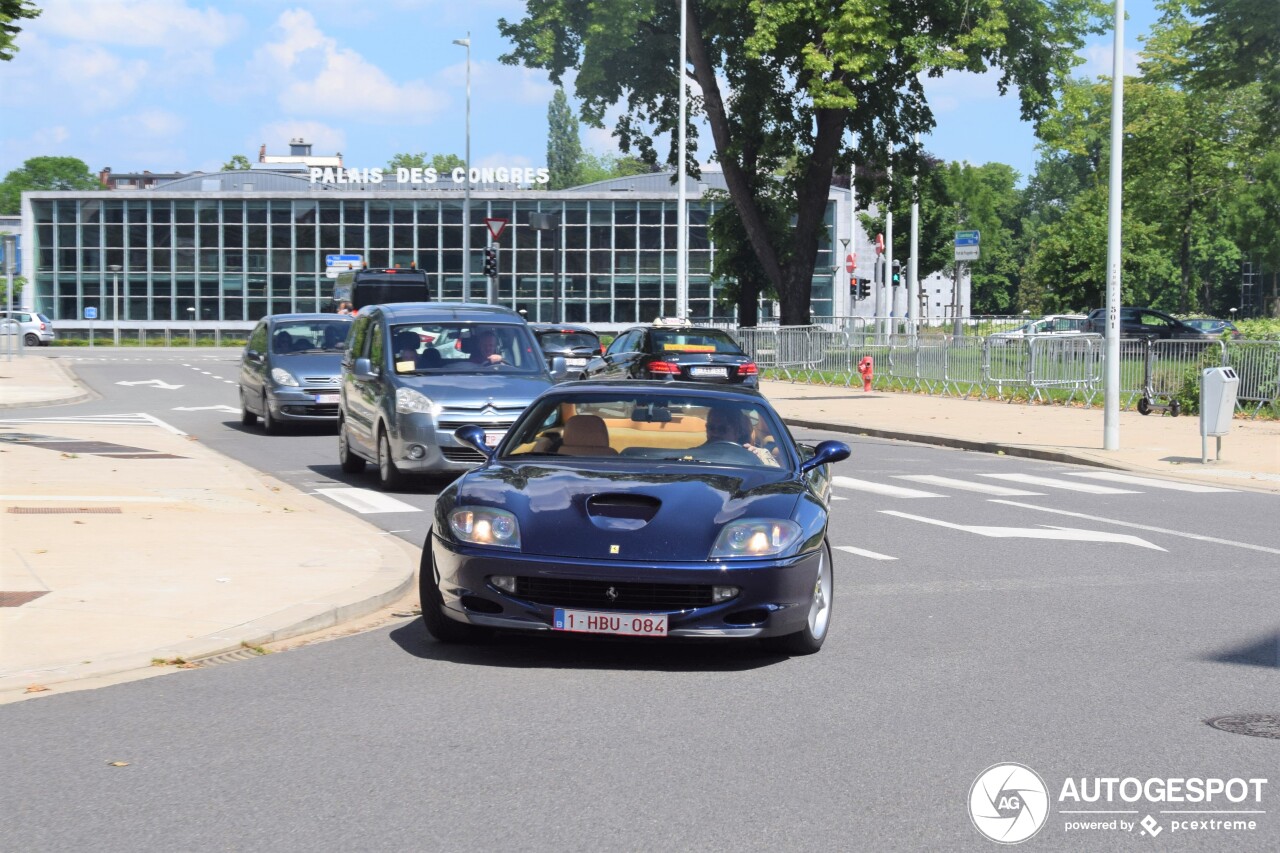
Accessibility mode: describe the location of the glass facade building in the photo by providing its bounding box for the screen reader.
[21,173,848,328]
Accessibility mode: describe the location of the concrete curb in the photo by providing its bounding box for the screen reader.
[0,356,98,409]
[0,537,418,697]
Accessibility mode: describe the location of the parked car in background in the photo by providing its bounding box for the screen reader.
[422,380,851,654]
[990,314,1088,338]
[239,313,353,434]
[1083,307,1214,340]
[586,319,759,387]
[0,310,55,346]
[529,323,604,379]
[337,302,561,490]
[1182,317,1241,338]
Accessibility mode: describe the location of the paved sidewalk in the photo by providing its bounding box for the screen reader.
[0,353,1275,702]
[0,353,417,702]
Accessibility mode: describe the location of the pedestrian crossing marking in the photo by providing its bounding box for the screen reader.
[1066,472,1234,493]
[313,487,421,514]
[0,412,184,434]
[835,545,898,561]
[979,473,1139,494]
[831,476,943,498]
[894,475,1044,496]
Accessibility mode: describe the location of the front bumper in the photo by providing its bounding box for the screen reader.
[387,413,516,475]
[268,386,341,421]
[430,534,821,639]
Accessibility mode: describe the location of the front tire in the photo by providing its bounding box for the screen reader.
[419,533,489,643]
[377,427,406,491]
[239,389,257,426]
[763,540,833,656]
[337,416,365,473]
[261,394,281,434]
[1137,397,1152,416]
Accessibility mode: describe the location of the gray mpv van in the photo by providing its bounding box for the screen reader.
[337,302,557,489]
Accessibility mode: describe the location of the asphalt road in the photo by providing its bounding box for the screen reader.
[1,350,1277,852]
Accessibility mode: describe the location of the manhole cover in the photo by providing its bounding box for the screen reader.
[1205,714,1280,740]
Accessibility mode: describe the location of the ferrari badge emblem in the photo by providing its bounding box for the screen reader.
[609,545,620,554]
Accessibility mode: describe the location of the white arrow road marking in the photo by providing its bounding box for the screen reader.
[173,405,240,413]
[832,476,943,498]
[116,379,184,390]
[980,473,1139,494]
[880,510,1167,551]
[1066,472,1235,493]
[314,487,421,514]
[989,500,1280,556]
[895,474,1044,496]
[835,545,898,561]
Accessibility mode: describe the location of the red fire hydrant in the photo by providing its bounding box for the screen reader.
[857,356,874,392]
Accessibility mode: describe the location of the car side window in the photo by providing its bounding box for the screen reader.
[248,322,268,352]
[348,315,372,359]
[606,330,635,356]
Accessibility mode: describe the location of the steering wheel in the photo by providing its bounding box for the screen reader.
[699,440,762,465]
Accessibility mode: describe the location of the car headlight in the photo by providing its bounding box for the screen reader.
[710,519,802,559]
[270,367,299,387]
[449,507,521,549]
[396,387,440,415]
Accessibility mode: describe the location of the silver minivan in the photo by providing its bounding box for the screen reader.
[337,302,559,489]
[239,313,354,433]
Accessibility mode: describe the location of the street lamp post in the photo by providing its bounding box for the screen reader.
[109,264,122,346]
[453,34,472,302]
[187,306,195,347]
[529,212,561,323]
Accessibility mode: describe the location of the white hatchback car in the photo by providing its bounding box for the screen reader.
[991,314,1088,338]
[0,310,56,346]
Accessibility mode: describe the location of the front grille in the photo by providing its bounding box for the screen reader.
[441,446,487,462]
[284,404,338,416]
[302,376,339,386]
[437,418,517,431]
[514,577,714,611]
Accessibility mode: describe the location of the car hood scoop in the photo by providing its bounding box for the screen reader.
[584,493,661,531]
[455,465,801,561]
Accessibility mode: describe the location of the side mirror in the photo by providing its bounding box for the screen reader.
[454,425,495,461]
[799,440,850,475]
[353,357,377,381]
[246,350,263,362]
[549,355,572,382]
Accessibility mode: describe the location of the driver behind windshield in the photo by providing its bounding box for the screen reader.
[703,404,780,467]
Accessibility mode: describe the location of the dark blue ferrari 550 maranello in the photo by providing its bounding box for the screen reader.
[421,380,851,654]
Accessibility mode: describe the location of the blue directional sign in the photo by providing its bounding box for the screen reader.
[84,306,98,320]
[326,254,363,266]
[954,230,980,246]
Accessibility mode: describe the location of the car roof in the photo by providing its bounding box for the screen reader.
[371,302,528,323]
[541,378,768,404]
[267,313,352,323]
[529,323,598,334]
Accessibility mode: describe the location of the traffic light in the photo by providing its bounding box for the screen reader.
[891,260,901,286]
[483,246,498,277]
[858,280,871,300]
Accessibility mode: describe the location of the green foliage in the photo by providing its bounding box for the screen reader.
[577,151,651,184]
[1179,0,1280,135]
[386,152,466,175]
[0,274,25,305]
[546,87,584,189]
[221,155,251,171]
[0,0,40,61]
[1236,318,1280,340]
[0,156,99,215]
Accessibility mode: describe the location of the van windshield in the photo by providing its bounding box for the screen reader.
[391,323,545,375]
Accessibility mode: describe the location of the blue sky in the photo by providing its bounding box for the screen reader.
[0,0,1160,184]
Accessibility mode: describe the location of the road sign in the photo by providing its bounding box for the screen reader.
[485,218,508,240]
[84,306,97,320]
[954,245,980,261]
[875,233,885,255]
[326,254,363,267]
[845,253,856,274]
[954,230,980,246]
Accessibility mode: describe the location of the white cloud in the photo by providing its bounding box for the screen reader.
[53,45,151,111]
[1080,44,1143,79]
[34,0,243,48]
[127,109,186,137]
[253,9,447,122]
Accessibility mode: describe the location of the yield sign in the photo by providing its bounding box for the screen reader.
[845,253,856,273]
[484,217,508,240]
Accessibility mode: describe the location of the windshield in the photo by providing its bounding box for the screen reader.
[537,331,599,351]
[502,392,787,468]
[391,322,545,375]
[272,319,351,353]
[650,329,744,355]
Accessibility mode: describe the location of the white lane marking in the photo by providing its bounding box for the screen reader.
[137,413,186,435]
[830,494,849,501]
[989,500,1280,556]
[0,413,157,427]
[832,476,943,498]
[173,405,239,414]
[895,475,1045,496]
[314,487,421,514]
[116,379,184,390]
[880,510,1166,550]
[980,473,1139,494]
[835,545,898,561]
[1066,472,1235,493]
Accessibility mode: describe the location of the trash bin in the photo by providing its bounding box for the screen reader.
[1200,366,1238,463]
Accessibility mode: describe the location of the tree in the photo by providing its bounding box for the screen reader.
[499,0,1107,324]
[387,152,466,175]
[222,155,251,171]
[0,156,98,215]
[577,151,652,185]
[1180,0,1280,134]
[547,87,584,189]
[1,0,40,62]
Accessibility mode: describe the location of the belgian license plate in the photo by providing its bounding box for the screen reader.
[483,430,505,447]
[553,609,668,637]
[690,366,727,378]
[566,357,587,367]
[314,393,339,403]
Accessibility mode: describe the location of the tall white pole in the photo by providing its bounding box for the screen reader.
[1103,1,1124,451]
[676,0,688,320]
[454,35,472,302]
[850,142,858,322]
[909,134,920,329]
[884,163,894,339]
